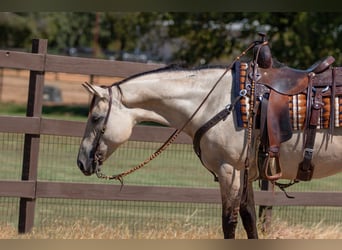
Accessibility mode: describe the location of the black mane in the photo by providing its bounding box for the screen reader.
[113,64,227,86]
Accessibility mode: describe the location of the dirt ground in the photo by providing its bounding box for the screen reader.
[0,69,122,105]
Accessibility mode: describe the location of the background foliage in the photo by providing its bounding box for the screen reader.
[1,12,342,67]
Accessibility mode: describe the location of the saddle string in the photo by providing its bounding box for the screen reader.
[96,41,260,185]
[329,67,336,139]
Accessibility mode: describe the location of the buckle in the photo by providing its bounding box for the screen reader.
[239,89,247,97]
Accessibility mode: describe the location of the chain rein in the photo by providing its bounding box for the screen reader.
[96,41,259,185]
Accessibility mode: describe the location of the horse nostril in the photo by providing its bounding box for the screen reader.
[77,159,92,176]
[77,160,85,171]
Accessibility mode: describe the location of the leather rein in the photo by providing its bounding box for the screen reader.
[93,41,259,186]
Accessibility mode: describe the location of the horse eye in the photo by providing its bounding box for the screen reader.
[91,115,102,123]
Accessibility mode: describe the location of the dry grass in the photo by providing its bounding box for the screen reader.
[1,219,341,239]
[261,219,342,239]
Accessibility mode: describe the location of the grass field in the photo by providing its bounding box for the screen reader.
[1,103,342,239]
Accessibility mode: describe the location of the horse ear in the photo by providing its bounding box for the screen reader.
[82,82,104,98]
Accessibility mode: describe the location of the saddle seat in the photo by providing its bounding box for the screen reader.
[258,55,335,95]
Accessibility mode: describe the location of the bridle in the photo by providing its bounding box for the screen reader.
[89,86,112,170]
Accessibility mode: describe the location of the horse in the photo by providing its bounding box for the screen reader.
[77,65,342,239]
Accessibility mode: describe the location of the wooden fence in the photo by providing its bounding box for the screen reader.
[0,39,341,234]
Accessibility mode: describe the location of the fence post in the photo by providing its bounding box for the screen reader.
[0,67,3,101]
[18,39,47,233]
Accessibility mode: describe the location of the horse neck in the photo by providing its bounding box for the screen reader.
[117,68,233,134]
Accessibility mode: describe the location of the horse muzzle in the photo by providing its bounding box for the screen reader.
[77,156,102,176]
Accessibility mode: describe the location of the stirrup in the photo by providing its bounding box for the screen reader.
[264,154,282,181]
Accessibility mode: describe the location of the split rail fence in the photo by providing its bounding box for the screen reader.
[0,39,341,234]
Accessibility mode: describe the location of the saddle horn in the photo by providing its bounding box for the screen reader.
[253,32,273,69]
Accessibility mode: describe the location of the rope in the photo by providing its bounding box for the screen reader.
[96,129,180,189]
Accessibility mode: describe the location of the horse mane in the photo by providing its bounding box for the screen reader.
[112,64,227,87]
[112,64,182,86]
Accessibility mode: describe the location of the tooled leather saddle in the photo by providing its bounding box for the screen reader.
[245,33,342,182]
[193,33,342,183]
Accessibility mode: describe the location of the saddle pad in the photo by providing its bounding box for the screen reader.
[289,94,342,130]
[237,62,249,128]
[236,62,342,130]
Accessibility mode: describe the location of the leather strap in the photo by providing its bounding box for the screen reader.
[297,126,316,181]
[296,83,323,181]
[193,95,243,182]
[193,108,232,160]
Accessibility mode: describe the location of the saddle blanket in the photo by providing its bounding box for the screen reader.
[235,62,342,130]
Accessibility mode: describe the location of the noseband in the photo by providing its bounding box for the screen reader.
[90,87,113,169]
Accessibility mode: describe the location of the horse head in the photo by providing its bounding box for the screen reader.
[77,83,135,176]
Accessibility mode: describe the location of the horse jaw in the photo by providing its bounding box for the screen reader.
[130,108,170,126]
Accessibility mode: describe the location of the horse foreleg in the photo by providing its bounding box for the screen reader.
[221,200,240,239]
[239,177,259,239]
[218,166,241,239]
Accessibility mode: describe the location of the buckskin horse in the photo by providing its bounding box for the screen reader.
[77,35,342,239]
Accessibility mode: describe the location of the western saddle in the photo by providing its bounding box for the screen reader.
[244,33,342,182]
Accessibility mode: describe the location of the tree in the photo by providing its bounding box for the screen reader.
[1,12,341,67]
[163,12,342,67]
[243,12,342,67]
[98,12,161,59]
[37,12,96,52]
[0,12,31,48]
[163,12,247,65]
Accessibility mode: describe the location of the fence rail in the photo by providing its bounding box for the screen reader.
[0,39,341,234]
[0,49,165,77]
[1,179,342,206]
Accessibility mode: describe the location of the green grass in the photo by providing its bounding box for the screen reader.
[0,103,26,116]
[0,102,87,121]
